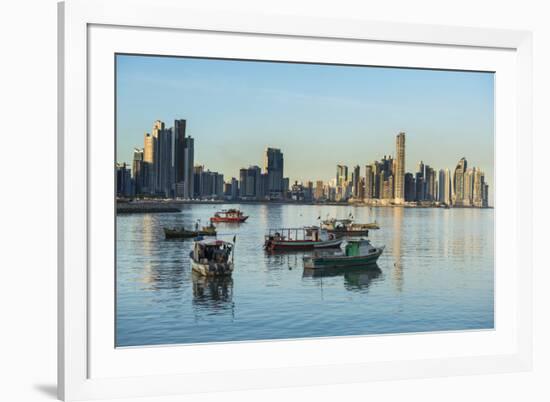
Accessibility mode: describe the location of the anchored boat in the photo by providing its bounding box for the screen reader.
[163,223,217,239]
[210,209,248,223]
[264,227,342,251]
[303,238,384,269]
[320,218,379,238]
[190,239,234,276]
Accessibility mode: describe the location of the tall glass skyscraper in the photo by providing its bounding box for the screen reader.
[394,132,405,204]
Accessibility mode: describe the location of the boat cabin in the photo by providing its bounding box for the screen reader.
[265,227,334,242]
[192,239,233,264]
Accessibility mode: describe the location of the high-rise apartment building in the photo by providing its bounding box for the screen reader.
[394,132,405,204]
[173,119,194,198]
[438,168,452,205]
[264,147,284,198]
[453,157,468,206]
[364,165,374,200]
[239,166,262,199]
[150,120,173,197]
[352,165,360,198]
[336,165,348,187]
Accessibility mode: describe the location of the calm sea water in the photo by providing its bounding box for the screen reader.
[116,204,494,347]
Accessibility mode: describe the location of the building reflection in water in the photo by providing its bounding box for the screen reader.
[391,207,404,292]
[138,214,186,291]
[192,273,235,319]
[302,264,383,293]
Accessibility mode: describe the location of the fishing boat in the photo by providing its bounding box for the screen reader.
[210,208,248,223]
[320,218,379,237]
[163,223,217,239]
[190,239,234,276]
[302,238,384,269]
[264,227,342,251]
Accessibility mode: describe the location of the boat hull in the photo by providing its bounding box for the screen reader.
[266,238,342,251]
[191,260,234,276]
[164,228,216,239]
[328,229,370,238]
[210,216,248,223]
[303,248,383,269]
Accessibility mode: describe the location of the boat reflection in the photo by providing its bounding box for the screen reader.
[302,264,383,292]
[191,272,234,315]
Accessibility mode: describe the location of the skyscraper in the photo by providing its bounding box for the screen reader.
[336,165,348,187]
[438,168,452,205]
[173,119,195,199]
[463,168,474,206]
[473,168,485,207]
[152,120,172,197]
[352,165,360,198]
[364,165,374,200]
[453,157,467,206]
[116,163,133,197]
[239,166,262,199]
[143,132,153,163]
[264,147,284,199]
[404,172,416,201]
[394,132,405,204]
[132,148,150,195]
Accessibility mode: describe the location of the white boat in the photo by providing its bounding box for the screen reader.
[190,239,234,276]
[264,226,342,251]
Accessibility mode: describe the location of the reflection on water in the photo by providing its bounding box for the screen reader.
[303,265,383,293]
[116,204,494,347]
[192,273,235,319]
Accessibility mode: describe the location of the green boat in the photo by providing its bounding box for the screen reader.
[164,223,217,239]
[302,239,384,269]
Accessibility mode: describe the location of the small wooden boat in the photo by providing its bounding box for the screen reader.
[320,218,379,237]
[190,239,234,276]
[264,227,342,251]
[164,224,217,239]
[303,239,384,269]
[210,209,248,223]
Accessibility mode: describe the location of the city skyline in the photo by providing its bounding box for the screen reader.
[117,123,490,207]
[116,55,494,201]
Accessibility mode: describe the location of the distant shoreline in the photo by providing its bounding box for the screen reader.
[116,199,493,214]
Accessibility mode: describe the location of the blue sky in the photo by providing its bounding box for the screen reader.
[116,55,494,197]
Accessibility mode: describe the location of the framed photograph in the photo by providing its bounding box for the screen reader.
[58,0,533,400]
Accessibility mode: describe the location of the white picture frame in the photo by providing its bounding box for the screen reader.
[58,0,533,400]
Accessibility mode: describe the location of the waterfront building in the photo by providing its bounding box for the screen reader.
[415,161,425,201]
[239,166,262,200]
[193,166,224,199]
[282,177,290,199]
[173,119,195,199]
[463,168,474,206]
[314,180,324,201]
[143,132,154,163]
[305,181,314,202]
[151,120,173,197]
[394,132,406,204]
[382,175,394,199]
[264,147,284,199]
[357,177,365,200]
[438,168,452,205]
[290,181,306,201]
[473,168,485,207]
[352,165,361,198]
[453,157,468,206]
[116,162,133,197]
[364,165,374,200]
[336,165,348,187]
[132,148,150,195]
[404,172,416,201]
[229,177,239,200]
[425,165,436,201]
